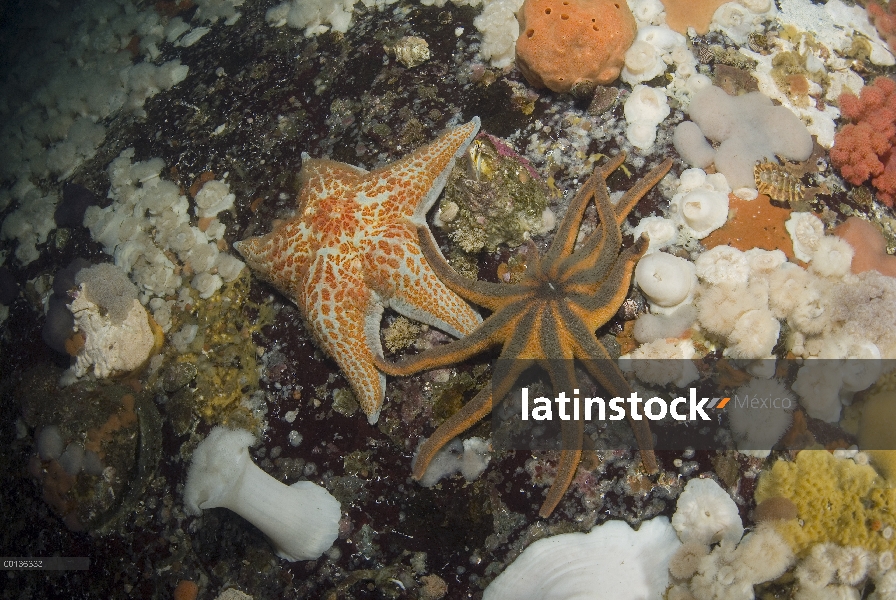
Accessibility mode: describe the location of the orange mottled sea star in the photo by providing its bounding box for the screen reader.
[376,153,671,517]
[235,119,483,424]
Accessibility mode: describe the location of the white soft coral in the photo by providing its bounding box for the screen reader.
[671,478,743,546]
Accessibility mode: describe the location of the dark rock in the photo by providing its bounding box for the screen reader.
[42,295,75,354]
[54,184,100,228]
[0,266,18,304]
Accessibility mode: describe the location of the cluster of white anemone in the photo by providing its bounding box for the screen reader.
[483,477,787,600]
[624,85,671,151]
[625,201,892,425]
[83,149,245,331]
[668,169,731,240]
[482,472,896,599]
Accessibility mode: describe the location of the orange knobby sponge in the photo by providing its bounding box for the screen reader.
[515,0,636,93]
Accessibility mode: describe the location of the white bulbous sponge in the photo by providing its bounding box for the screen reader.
[673,85,813,190]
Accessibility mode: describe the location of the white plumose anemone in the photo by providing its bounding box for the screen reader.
[671,477,744,546]
[482,517,680,600]
[621,40,665,84]
[668,169,731,240]
[672,187,729,238]
[635,252,697,314]
[623,85,670,150]
[630,216,677,254]
[695,245,750,286]
[809,235,854,278]
[184,427,341,562]
[785,211,824,262]
[725,307,780,359]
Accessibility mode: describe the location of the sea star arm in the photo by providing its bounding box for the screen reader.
[234,223,311,295]
[411,387,494,480]
[497,312,586,518]
[540,357,584,518]
[560,169,623,283]
[542,449,583,518]
[416,225,519,311]
[612,158,672,225]
[566,316,658,473]
[562,158,671,283]
[365,223,481,337]
[543,153,627,273]
[382,118,481,221]
[373,298,528,376]
[410,352,535,481]
[302,253,388,424]
[598,152,628,179]
[298,156,368,206]
[543,170,600,272]
[566,232,648,310]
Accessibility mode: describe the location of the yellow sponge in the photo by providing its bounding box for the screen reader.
[754,450,896,555]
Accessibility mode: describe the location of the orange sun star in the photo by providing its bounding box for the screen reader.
[235,119,483,424]
[377,153,671,517]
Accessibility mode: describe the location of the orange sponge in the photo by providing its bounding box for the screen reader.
[661,0,729,36]
[834,216,896,278]
[515,0,636,93]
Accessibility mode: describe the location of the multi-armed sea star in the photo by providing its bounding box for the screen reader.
[235,119,483,424]
[376,153,671,517]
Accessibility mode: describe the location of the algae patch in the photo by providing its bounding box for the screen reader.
[149,270,275,434]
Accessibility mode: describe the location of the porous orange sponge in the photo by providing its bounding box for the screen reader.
[515,0,636,93]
